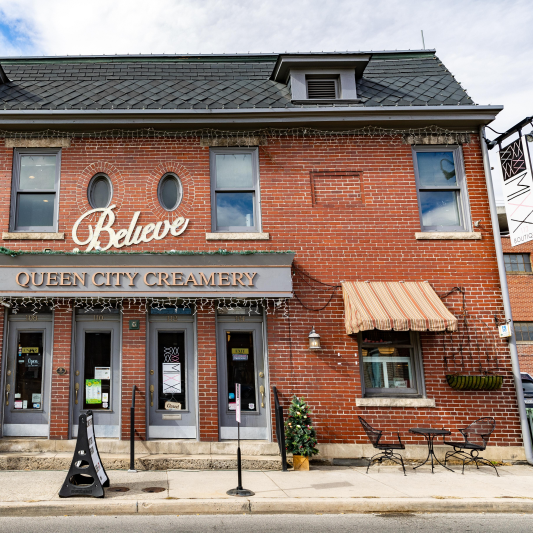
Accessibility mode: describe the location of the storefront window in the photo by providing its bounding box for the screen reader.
[83,332,112,410]
[359,330,423,397]
[226,330,257,412]
[13,331,44,410]
[157,331,186,410]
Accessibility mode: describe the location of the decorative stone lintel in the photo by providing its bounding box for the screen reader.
[206,232,270,240]
[415,232,482,240]
[356,398,436,408]
[5,138,71,148]
[403,133,471,145]
[200,136,267,147]
[2,232,65,240]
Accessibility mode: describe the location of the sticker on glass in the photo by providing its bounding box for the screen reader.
[32,393,41,403]
[102,393,109,402]
[229,392,235,400]
[248,403,255,410]
[94,367,111,380]
[33,403,40,409]
[22,400,28,409]
[85,379,102,404]
[14,393,21,399]
[14,401,23,409]
[228,402,236,411]
[102,402,108,409]
[232,348,249,361]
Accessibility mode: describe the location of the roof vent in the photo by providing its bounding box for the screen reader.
[306,78,338,99]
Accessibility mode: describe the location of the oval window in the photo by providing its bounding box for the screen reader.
[158,173,182,211]
[88,174,112,208]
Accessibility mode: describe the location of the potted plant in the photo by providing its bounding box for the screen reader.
[284,396,318,470]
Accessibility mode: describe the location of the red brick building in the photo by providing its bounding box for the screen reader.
[0,50,526,461]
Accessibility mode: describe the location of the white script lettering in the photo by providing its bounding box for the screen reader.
[72,206,189,251]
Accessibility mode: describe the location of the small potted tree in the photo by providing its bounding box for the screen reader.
[284,396,318,470]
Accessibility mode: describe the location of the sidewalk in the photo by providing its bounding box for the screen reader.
[1,463,533,516]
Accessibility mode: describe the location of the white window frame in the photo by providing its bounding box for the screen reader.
[210,148,262,233]
[412,145,471,232]
[358,331,426,398]
[9,148,61,233]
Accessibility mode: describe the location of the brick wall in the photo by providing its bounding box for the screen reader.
[501,236,533,376]
[49,304,73,439]
[121,305,146,440]
[0,133,523,446]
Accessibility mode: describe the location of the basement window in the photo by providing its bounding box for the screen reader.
[306,77,338,99]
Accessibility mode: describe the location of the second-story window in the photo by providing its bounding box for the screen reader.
[504,253,532,272]
[210,148,261,232]
[10,149,61,232]
[412,146,470,232]
[88,173,113,208]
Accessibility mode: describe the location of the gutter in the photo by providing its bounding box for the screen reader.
[479,125,533,465]
[0,105,503,128]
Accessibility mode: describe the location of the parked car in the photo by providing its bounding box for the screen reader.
[522,373,533,409]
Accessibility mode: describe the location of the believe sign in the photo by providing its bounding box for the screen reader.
[500,136,533,246]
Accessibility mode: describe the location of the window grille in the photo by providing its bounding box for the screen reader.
[306,78,337,99]
[504,253,532,272]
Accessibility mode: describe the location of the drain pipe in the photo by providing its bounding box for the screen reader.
[479,125,533,465]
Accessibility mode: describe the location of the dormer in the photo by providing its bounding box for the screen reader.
[271,53,371,104]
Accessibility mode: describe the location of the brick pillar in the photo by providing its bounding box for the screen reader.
[50,304,73,440]
[121,305,146,440]
[197,308,218,441]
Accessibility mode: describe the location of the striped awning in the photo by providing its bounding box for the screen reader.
[342,281,457,334]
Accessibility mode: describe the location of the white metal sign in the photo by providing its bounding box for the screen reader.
[86,414,108,485]
[500,136,533,246]
[235,383,241,424]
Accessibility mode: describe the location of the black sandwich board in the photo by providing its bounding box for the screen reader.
[59,410,110,498]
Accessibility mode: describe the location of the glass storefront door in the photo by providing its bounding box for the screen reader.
[217,318,268,440]
[73,314,121,438]
[148,313,196,439]
[2,314,52,436]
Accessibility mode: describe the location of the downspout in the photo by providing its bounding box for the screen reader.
[479,126,533,465]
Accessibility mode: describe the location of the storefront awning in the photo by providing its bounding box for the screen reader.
[342,281,457,334]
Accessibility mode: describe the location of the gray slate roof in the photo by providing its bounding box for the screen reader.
[0,52,473,111]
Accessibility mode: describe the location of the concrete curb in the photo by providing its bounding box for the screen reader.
[1,498,533,516]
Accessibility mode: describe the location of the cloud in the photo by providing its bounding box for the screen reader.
[0,0,531,200]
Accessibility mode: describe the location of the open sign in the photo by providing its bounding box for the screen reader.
[25,354,42,368]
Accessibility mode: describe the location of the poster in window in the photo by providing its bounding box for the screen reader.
[162,363,181,394]
[85,379,102,404]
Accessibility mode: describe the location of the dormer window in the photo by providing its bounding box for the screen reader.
[271,53,370,105]
[306,77,339,99]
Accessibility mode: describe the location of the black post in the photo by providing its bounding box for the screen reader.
[128,385,137,473]
[273,386,288,471]
[236,421,243,490]
[226,383,254,497]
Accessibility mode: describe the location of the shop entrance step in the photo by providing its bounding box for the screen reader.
[0,452,283,471]
[0,438,280,456]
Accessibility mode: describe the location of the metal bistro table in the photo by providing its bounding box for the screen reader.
[409,427,454,473]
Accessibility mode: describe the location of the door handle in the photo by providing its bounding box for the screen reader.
[150,384,154,407]
[259,385,265,408]
[74,382,79,405]
[5,383,10,406]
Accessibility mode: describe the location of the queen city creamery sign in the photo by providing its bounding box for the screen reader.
[72,206,189,251]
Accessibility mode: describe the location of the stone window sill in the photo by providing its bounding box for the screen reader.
[516,341,533,345]
[415,232,481,240]
[356,398,436,408]
[205,232,270,241]
[507,271,533,275]
[2,232,65,240]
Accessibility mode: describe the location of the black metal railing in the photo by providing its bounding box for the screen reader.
[272,386,288,471]
[129,385,137,473]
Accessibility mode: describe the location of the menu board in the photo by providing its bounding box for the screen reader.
[85,379,102,404]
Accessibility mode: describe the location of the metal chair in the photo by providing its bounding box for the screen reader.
[444,417,499,476]
[358,416,406,475]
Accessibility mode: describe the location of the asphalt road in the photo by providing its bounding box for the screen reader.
[0,514,532,532]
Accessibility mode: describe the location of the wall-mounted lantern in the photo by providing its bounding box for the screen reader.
[308,326,321,350]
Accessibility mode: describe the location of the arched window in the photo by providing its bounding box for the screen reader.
[88,174,113,208]
[158,173,182,211]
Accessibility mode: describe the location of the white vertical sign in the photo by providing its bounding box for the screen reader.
[235,383,241,423]
[500,136,533,246]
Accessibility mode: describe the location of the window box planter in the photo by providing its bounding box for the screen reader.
[446,374,503,391]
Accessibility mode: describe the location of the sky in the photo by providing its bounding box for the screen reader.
[0,0,532,200]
